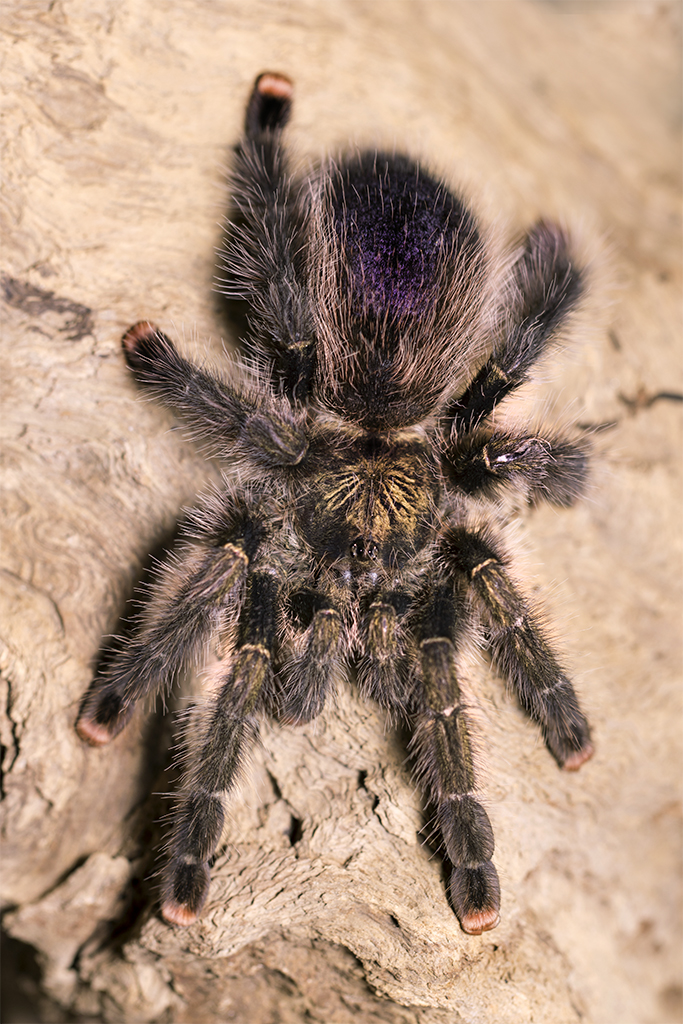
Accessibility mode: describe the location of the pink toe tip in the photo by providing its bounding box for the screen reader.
[563,743,594,772]
[161,900,200,927]
[122,321,158,353]
[76,716,115,747]
[255,72,293,100]
[460,908,500,935]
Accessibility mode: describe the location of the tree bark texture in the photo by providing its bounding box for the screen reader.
[1,2,681,1022]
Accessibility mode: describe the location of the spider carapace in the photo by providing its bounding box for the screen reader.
[77,71,594,936]
[297,431,439,569]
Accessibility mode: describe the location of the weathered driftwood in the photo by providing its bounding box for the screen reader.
[2,2,681,1022]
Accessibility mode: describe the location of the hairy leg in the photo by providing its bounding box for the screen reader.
[121,323,307,467]
[76,541,248,746]
[442,222,584,438]
[410,581,500,934]
[442,526,593,770]
[356,589,414,712]
[161,570,279,925]
[219,73,317,403]
[443,428,589,507]
[272,587,344,724]
[76,489,271,746]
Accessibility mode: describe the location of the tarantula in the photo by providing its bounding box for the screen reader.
[77,72,594,935]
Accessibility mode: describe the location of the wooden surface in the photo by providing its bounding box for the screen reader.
[1,2,681,1022]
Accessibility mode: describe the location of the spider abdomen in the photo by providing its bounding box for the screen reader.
[314,153,489,431]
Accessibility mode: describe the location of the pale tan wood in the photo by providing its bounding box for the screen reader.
[2,2,681,1021]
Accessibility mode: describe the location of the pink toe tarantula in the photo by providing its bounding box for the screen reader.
[77,72,593,935]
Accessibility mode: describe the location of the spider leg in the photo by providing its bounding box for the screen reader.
[357,589,414,712]
[219,73,317,404]
[442,526,593,770]
[441,222,584,438]
[76,489,270,746]
[274,588,344,724]
[120,322,307,467]
[160,570,278,926]
[76,539,248,746]
[443,428,589,507]
[410,581,500,935]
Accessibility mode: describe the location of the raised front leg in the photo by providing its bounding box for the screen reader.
[219,73,317,403]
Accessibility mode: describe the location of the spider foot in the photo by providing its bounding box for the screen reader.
[449,862,501,935]
[161,860,210,927]
[562,741,594,772]
[545,710,593,773]
[246,72,293,135]
[121,321,170,370]
[255,72,293,102]
[76,715,118,746]
[76,693,133,746]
